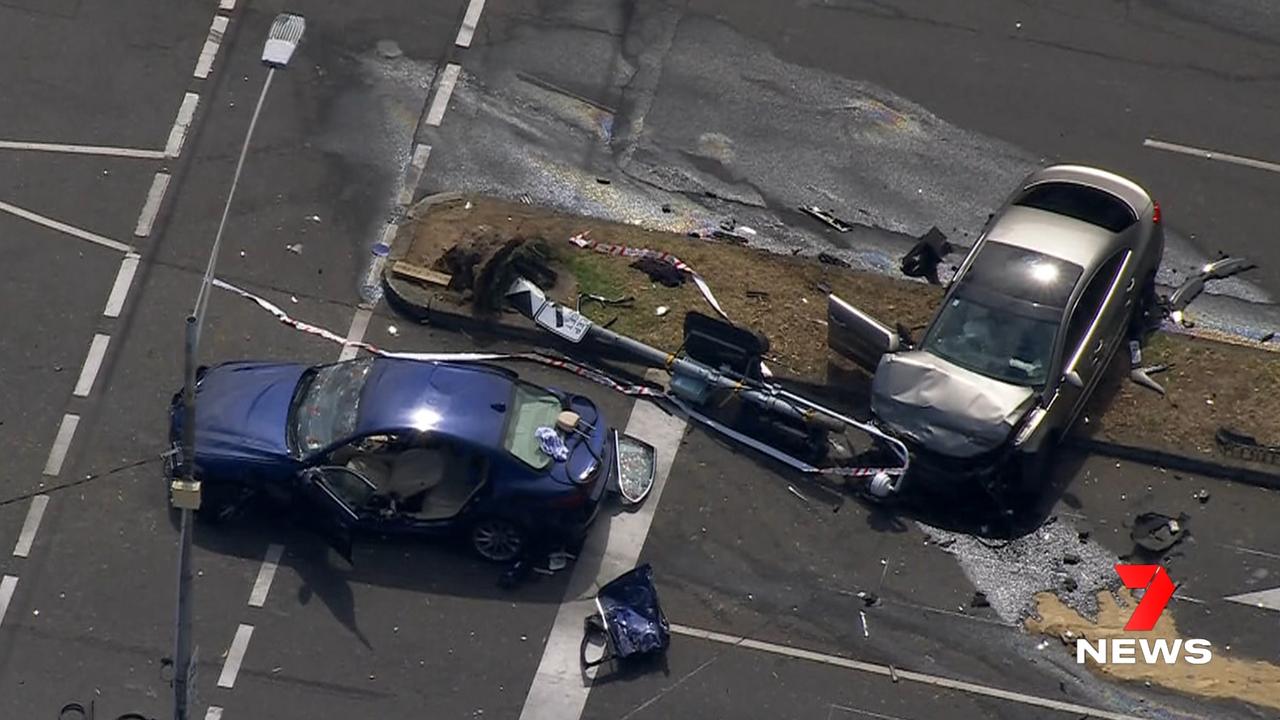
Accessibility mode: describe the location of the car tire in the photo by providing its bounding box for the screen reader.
[469,516,528,563]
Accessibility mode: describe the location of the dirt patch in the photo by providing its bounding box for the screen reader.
[1027,591,1280,710]
[390,195,1280,468]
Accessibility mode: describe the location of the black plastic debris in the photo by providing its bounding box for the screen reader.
[899,227,954,285]
[1168,256,1258,325]
[970,591,990,608]
[1260,331,1276,344]
[629,257,686,287]
[818,252,851,268]
[1131,512,1189,553]
[1193,489,1211,505]
[1063,553,1081,565]
[580,564,670,670]
[1216,426,1280,466]
[799,205,854,233]
[856,590,880,608]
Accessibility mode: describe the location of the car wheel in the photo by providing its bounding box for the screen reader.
[470,517,528,563]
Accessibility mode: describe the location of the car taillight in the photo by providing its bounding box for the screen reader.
[1152,201,1161,224]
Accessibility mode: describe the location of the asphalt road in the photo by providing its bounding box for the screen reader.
[3,2,1280,720]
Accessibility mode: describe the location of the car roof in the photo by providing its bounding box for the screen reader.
[355,357,518,448]
[984,205,1125,272]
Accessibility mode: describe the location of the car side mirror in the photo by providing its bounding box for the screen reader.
[1063,370,1084,389]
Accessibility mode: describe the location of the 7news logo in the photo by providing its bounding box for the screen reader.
[1075,564,1212,665]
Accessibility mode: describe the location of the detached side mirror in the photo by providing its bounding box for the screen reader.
[1063,370,1084,389]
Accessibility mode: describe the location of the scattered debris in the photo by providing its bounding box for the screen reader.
[1216,426,1280,465]
[1131,512,1188,553]
[711,229,748,244]
[655,306,669,317]
[786,485,811,505]
[580,565,670,671]
[437,234,557,312]
[855,590,880,607]
[387,325,398,336]
[576,293,634,312]
[1127,339,1171,395]
[889,665,899,683]
[306,214,321,223]
[285,243,303,254]
[392,260,453,288]
[290,295,298,304]
[535,426,570,461]
[817,252,851,269]
[745,289,770,300]
[1260,331,1275,344]
[630,257,686,287]
[596,177,612,185]
[970,591,990,608]
[519,193,533,205]
[799,205,854,233]
[737,226,758,236]
[1061,577,1078,592]
[859,610,869,638]
[1168,255,1258,326]
[1193,489,1211,505]
[899,227,953,285]
[1063,553,1081,565]
[1077,523,1092,542]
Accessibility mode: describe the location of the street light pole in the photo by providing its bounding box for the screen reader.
[169,15,306,720]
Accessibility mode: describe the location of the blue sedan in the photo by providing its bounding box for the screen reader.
[167,356,656,562]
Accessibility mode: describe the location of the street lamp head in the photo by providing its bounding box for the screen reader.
[262,13,306,68]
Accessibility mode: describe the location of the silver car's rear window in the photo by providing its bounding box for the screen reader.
[1014,182,1138,233]
[963,242,1083,310]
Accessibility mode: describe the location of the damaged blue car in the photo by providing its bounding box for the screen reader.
[167,356,656,562]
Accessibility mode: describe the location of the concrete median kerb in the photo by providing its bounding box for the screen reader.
[381,193,1280,492]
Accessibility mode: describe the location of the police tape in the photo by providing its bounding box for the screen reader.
[569,231,729,321]
[212,279,904,480]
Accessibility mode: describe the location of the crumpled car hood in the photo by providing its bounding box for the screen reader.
[871,351,1036,458]
[194,362,307,462]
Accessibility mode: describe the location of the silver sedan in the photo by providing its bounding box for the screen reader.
[829,165,1165,493]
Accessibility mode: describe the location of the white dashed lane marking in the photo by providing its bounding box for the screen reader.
[73,334,111,398]
[43,414,80,477]
[134,172,172,238]
[217,624,254,688]
[104,253,141,318]
[455,0,487,47]
[165,93,201,159]
[0,576,17,627]
[12,495,49,558]
[194,15,230,80]
[424,64,461,127]
[247,544,284,608]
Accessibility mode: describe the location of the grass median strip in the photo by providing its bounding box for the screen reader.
[391,195,1280,474]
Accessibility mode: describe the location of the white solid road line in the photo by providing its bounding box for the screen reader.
[204,707,224,720]
[670,624,1148,720]
[0,200,135,253]
[194,15,230,80]
[217,623,254,688]
[248,544,285,608]
[337,308,373,362]
[165,93,201,158]
[0,575,17,627]
[43,414,80,476]
[0,140,166,160]
[424,64,461,127]
[73,334,111,398]
[518,388,688,720]
[135,172,172,237]
[455,0,487,47]
[1144,138,1280,175]
[399,143,432,206]
[104,253,141,318]
[13,495,50,558]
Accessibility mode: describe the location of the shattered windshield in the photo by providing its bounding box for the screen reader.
[503,383,563,470]
[922,292,1060,387]
[291,358,375,454]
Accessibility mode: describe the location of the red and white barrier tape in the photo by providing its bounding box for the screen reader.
[569,231,729,321]
[212,279,904,480]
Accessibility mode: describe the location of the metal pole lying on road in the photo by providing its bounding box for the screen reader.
[169,15,306,720]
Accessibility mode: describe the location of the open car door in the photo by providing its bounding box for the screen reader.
[827,293,900,372]
[297,467,368,564]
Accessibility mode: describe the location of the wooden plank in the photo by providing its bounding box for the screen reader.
[392,260,452,287]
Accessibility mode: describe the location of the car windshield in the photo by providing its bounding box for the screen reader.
[922,291,1061,387]
[291,358,375,454]
[503,383,563,470]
